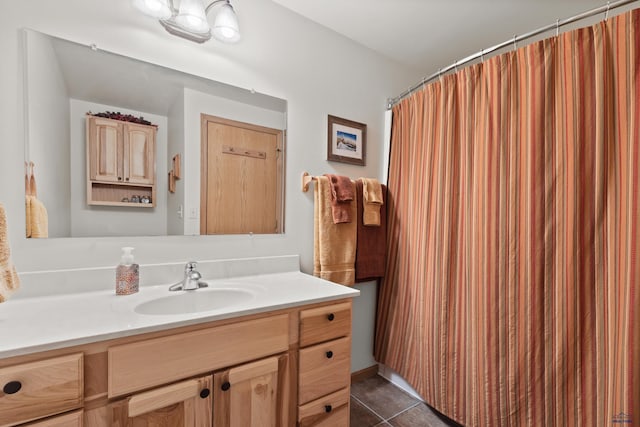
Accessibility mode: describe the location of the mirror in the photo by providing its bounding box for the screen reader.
[23,29,287,239]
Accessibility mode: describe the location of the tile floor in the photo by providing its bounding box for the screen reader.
[350,375,463,427]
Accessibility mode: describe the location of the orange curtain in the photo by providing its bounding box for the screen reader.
[375,9,640,426]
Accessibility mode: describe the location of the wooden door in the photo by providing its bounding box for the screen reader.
[200,115,283,235]
[111,376,212,427]
[87,116,122,183]
[123,122,155,185]
[213,355,285,427]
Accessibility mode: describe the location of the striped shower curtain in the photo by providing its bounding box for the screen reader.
[375,9,639,426]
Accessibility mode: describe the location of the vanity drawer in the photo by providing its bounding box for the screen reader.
[108,314,289,398]
[0,353,83,427]
[298,337,351,404]
[299,302,351,347]
[298,387,350,427]
[23,410,83,427]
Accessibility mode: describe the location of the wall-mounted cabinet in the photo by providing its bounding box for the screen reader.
[86,115,156,207]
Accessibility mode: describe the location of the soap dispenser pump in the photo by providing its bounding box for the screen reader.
[116,247,139,295]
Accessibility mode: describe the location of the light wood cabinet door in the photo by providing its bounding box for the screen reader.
[111,376,212,427]
[0,353,83,426]
[213,355,287,427]
[298,388,350,427]
[123,122,155,185]
[23,410,83,427]
[298,337,351,405]
[88,116,122,183]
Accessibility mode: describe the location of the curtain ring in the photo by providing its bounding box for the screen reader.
[454,61,458,73]
[556,19,560,37]
[605,0,611,19]
[513,35,517,51]
[480,49,484,63]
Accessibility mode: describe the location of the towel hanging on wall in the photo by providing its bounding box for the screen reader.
[0,203,20,302]
[313,175,356,285]
[24,161,48,238]
[355,180,387,282]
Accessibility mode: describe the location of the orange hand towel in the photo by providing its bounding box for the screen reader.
[0,203,20,302]
[360,178,383,226]
[324,174,354,224]
[314,176,356,285]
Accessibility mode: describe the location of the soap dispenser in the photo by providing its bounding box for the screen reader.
[116,247,139,295]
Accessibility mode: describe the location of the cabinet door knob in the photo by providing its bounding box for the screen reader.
[327,313,335,321]
[117,177,122,181]
[221,381,231,391]
[125,177,130,181]
[3,381,22,394]
[326,351,334,359]
[200,388,210,399]
[324,405,332,413]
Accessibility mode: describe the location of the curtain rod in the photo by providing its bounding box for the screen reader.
[387,0,639,109]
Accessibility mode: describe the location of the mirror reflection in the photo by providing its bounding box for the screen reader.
[23,29,286,238]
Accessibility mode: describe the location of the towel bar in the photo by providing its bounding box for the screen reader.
[302,172,363,192]
[301,172,316,192]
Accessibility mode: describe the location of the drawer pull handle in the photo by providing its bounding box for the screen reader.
[221,381,231,391]
[3,381,22,394]
[325,405,333,413]
[327,313,335,321]
[326,351,334,359]
[200,388,210,399]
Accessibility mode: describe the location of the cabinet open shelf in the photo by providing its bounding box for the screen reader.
[88,182,154,207]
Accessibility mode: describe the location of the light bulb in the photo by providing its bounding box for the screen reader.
[175,0,210,33]
[212,3,240,43]
[132,0,171,19]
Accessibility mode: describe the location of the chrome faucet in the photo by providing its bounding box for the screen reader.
[169,261,208,291]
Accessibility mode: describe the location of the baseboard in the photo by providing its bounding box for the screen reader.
[377,363,424,401]
[351,364,379,384]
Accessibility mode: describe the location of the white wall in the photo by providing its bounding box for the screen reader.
[0,0,419,372]
[68,100,168,237]
[25,29,71,238]
[167,94,185,236]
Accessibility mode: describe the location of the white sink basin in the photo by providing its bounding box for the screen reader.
[135,288,255,315]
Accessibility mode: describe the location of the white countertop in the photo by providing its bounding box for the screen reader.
[0,271,359,358]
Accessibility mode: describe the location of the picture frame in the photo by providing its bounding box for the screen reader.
[327,115,366,166]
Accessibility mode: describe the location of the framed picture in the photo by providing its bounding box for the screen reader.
[327,115,366,166]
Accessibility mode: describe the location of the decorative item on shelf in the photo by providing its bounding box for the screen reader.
[131,195,140,203]
[141,196,151,204]
[168,170,176,193]
[87,111,157,127]
[327,115,366,166]
[121,197,129,203]
[172,154,181,179]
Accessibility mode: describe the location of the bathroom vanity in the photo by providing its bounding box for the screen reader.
[0,262,359,426]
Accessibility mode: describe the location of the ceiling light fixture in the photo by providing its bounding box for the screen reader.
[132,0,240,44]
